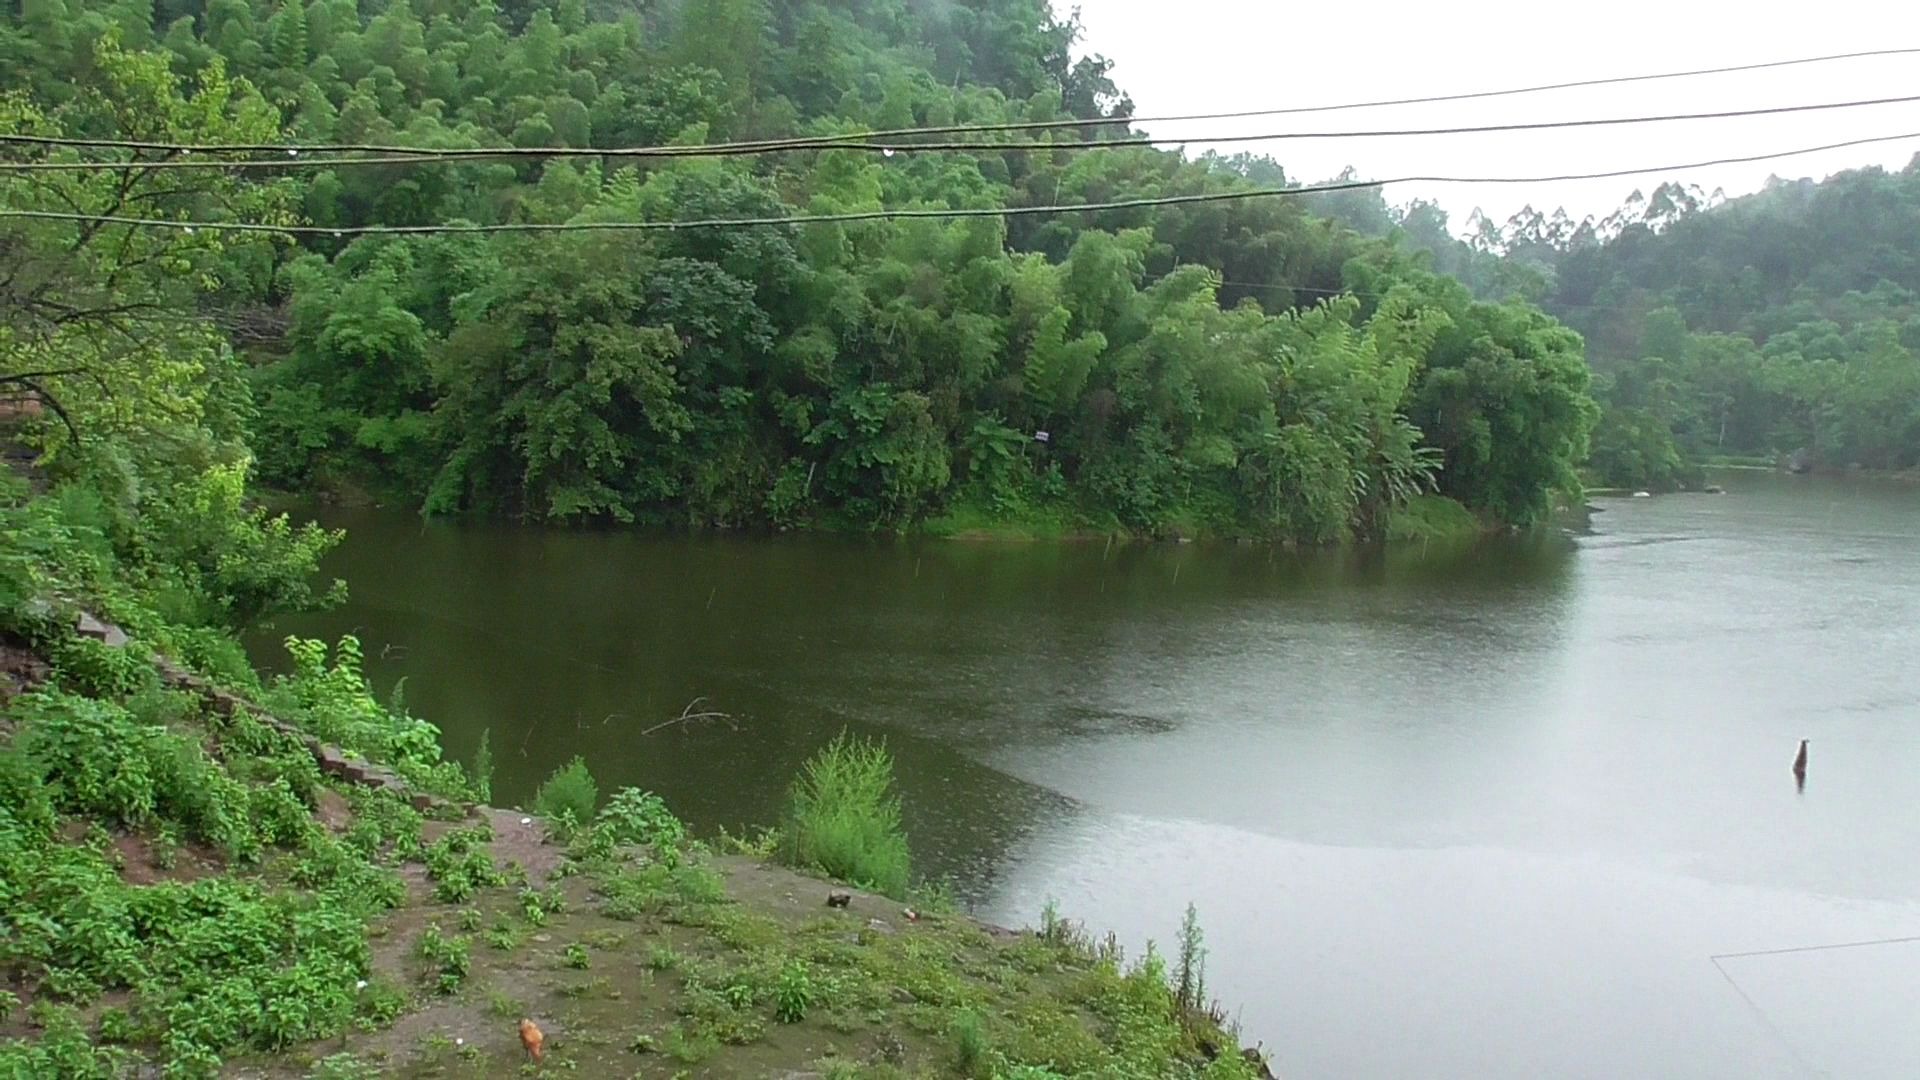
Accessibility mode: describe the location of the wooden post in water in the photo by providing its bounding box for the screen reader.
[1793,739,1808,791]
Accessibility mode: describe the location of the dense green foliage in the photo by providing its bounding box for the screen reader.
[0,485,445,1074]
[3,0,1599,540]
[1391,170,1920,485]
[782,730,911,899]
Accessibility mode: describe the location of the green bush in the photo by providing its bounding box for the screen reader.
[45,635,151,699]
[780,731,910,899]
[532,756,598,835]
[596,787,686,850]
[423,826,502,903]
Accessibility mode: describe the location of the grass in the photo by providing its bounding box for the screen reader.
[920,500,1109,541]
[1384,494,1483,543]
[780,731,911,899]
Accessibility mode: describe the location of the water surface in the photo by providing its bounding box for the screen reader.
[258,473,1920,1079]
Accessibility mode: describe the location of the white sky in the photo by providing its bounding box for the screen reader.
[1064,0,1920,234]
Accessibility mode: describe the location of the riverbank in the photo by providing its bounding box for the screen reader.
[272,482,1493,549]
[0,598,1271,1077]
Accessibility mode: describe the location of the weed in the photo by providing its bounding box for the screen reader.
[773,961,813,1023]
[458,907,483,932]
[95,1007,135,1044]
[909,875,959,915]
[662,1024,718,1064]
[149,825,180,870]
[647,944,682,972]
[467,728,494,804]
[312,1051,384,1079]
[781,731,911,899]
[531,756,598,836]
[716,823,781,858]
[564,943,591,970]
[423,825,502,903]
[519,883,565,926]
[721,979,755,1010]
[557,976,614,1000]
[355,979,407,1029]
[417,924,471,995]
[951,1009,990,1076]
[1175,901,1208,1014]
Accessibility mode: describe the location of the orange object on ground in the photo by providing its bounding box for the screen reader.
[519,1018,545,1062]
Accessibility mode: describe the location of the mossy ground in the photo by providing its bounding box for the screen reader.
[253,847,1252,1079]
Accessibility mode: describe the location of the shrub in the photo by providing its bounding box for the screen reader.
[596,787,686,850]
[45,635,151,699]
[780,731,910,898]
[15,691,159,826]
[531,756,598,835]
[423,826,502,903]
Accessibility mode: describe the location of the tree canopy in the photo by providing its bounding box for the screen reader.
[2,0,1604,540]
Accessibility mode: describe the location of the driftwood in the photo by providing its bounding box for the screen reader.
[639,696,738,737]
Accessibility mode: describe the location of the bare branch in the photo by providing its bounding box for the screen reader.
[639,696,739,737]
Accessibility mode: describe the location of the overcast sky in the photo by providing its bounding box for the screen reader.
[1065,1,1920,234]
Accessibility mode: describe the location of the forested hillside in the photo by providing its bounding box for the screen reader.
[2,0,1598,541]
[1390,166,1920,487]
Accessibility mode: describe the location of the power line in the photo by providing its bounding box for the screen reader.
[1024,45,1920,133]
[1711,934,1920,961]
[4,131,1916,237]
[8,93,1920,174]
[3,44,1920,160]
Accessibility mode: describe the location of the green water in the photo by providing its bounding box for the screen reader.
[256,472,1920,1079]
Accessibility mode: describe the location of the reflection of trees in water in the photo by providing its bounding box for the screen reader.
[246,505,1584,902]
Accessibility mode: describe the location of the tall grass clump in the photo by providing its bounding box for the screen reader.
[531,755,598,836]
[781,731,910,899]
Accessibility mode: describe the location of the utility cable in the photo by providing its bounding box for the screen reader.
[6,93,1920,173]
[3,130,1916,236]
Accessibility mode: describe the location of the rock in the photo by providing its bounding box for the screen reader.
[872,1031,907,1065]
[1243,1047,1278,1079]
[889,986,915,1004]
[75,612,129,648]
[826,891,852,908]
[316,747,354,778]
[865,918,895,935]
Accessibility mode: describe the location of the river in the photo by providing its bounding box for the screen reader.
[255,471,1920,1079]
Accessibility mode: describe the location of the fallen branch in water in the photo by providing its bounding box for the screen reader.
[639,696,738,736]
